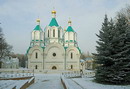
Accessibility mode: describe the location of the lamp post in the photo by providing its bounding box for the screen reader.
[80,59,85,76]
[81,62,84,71]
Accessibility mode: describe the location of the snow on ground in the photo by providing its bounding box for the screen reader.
[72,77,130,89]
[27,74,64,89]
[1,71,130,89]
[0,80,28,89]
[65,78,83,89]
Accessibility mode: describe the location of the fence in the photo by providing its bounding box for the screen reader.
[62,70,95,78]
[82,71,95,78]
[0,69,34,79]
[62,71,81,78]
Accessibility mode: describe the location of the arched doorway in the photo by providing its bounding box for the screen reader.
[52,66,57,70]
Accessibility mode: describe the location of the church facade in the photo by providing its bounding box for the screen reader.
[27,10,81,72]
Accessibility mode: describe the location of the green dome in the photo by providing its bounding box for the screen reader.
[49,18,59,26]
[66,26,74,32]
[34,25,42,30]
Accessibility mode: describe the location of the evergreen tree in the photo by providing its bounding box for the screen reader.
[109,15,130,84]
[94,15,115,83]
[94,14,130,84]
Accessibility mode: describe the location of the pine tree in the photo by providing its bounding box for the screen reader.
[109,15,130,84]
[94,15,115,83]
[94,14,130,84]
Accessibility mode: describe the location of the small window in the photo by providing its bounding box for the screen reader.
[48,30,49,37]
[71,53,73,59]
[36,52,38,59]
[53,53,56,57]
[35,65,38,69]
[71,65,73,69]
[58,30,60,37]
[53,29,55,37]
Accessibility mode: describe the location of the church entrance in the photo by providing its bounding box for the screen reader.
[52,66,57,70]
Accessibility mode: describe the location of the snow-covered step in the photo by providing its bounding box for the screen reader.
[0,78,34,89]
[27,74,64,89]
[66,79,83,89]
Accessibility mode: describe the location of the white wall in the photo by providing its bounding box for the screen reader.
[31,31,34,40]
[66,47,80,70]
[69,32,74,40]
[28,46,43,71]
[41,32,44,41]
[44,43,65,70]
[35,31,40,40]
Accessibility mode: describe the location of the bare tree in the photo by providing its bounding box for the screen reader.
[0,27,12,60]
[118,4,130,23]
[80,52,91,59]
[13,54,27,68]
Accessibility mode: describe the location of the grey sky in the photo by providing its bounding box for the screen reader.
[0,0,130,54]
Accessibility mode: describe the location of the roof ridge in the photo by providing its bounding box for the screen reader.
[66,26,74,32]
[34,25,42,30]
[49,18,59,26]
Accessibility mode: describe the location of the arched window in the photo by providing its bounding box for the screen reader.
[53,29,55,37]
[36,52,38,59]
[48,30,49,37]
[35,65,38,69]
[71,65,73,69]
[71,53,73,59]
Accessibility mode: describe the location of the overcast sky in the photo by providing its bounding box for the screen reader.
[0,0,130,54]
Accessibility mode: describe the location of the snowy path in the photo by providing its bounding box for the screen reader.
[27,74,64,89]
[66,79,83,89]
[72,78,130,89]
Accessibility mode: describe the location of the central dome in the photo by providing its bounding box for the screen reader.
[52,10,56,14]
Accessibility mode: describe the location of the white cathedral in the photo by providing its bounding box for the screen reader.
[27,10,81,72]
